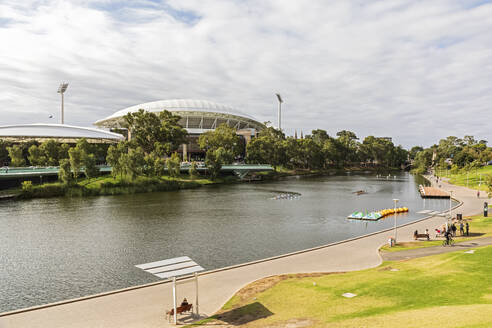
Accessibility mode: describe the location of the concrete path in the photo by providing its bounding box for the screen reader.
[1,176,489,328]
[382,236,492,261]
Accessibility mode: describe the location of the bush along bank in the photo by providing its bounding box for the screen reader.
[17,176,203,200]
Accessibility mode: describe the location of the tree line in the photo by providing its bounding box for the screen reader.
[246,127,408,170]
[411,135,492,175]
[1,109,412,183]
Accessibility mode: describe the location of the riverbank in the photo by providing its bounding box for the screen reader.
[1,173,483,328]
[1,166,402,201]
[2,175,236,200]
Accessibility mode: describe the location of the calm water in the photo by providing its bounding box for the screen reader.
[0,172,454,312]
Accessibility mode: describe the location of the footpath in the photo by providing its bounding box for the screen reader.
[0,175,488,328]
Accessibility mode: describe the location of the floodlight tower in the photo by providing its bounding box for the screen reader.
[57,82,69,124]
[275,93,283,131]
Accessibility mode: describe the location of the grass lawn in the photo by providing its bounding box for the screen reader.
[188,246,492,328]
[436,165,492,192]
[380,213,492,252]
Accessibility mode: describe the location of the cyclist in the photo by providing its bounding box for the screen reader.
[444,229,452,246]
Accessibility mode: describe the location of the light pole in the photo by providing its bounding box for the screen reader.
[57,82,69,124]
[393,198,399,244]
[449,190,453,222]
[275,93,283,130]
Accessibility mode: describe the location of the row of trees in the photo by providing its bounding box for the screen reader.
[246,128,408,170]
[0,139,108,168]
[411,136,492,174]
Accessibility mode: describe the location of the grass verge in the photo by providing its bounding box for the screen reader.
[380,213,492,252]
[187,246,492,328]
[436,165,492,192]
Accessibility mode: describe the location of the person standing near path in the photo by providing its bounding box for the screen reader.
[466,222,470,236]
[451,223,457,237]
[477,190,480,198]
[460,222,464,236]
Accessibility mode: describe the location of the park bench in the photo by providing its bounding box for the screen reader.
[166,303,193,322]
[414,233,430,240]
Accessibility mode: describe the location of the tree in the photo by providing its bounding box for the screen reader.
[75,138,92,156]
[40,140,61,166]
[28,145,47,166]
[409,146,424,160]
[0,140,10,165]
[246,131,286,169]
[296,138,323,169]
[486,174,492,198]
[83,153,99,181]
[189,161,198,179]
[166,152,181,178]
[198,123,241,158]
[7,145,25,167]
[59,143,71,161]
[336,130,360,164]
[119,147,145,181]
[311,129,330,146]
[323,137,343,167]
[124,109,187,155]
[199,124,241,178]
[58,158,73,185]
[153,154,167,177]
[107,142,128,178]
[205,149,222,179]
[68,147,84,181]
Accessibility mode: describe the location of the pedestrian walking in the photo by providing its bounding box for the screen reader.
[460,222,464,236]
[451,223,457,237]
[477,190,480,198]
[466,222,469,236]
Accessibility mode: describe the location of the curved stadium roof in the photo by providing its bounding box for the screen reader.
[0,124,124,143]
[94,99,265,132]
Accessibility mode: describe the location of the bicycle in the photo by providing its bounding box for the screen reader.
[442,237,455,246]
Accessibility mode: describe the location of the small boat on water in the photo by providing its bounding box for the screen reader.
[348,207,409,221]
[352,190,366,195]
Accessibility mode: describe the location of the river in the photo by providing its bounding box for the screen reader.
[0,172,454,312]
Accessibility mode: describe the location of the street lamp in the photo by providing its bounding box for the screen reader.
[57,82,69,124]
[275,93,283,130]
[393,198,399,244]
[449,190,453,220]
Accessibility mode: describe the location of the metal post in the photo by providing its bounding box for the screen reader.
[449,191,453,220]
[278,101,281,130]
[173,276,177,324]
[393,199,399,244]
[195,272,199,316]
[61,92,64,124]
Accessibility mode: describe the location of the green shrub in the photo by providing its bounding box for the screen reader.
[21,180,33,193]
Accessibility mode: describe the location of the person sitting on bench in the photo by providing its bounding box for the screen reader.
[181,298,189,307]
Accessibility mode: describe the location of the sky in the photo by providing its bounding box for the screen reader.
[0,0,491,148]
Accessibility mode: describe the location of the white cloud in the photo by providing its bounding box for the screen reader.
[0,0,491,147]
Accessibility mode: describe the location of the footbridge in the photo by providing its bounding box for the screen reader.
[0,164,273,180]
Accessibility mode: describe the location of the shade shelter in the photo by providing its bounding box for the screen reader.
[136,256,204,325]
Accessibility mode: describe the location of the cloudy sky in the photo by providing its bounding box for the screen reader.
[1,0,491,148]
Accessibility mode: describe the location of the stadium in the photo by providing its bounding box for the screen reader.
[95,99,266,160]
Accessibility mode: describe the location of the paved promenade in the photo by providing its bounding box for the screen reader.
[1,176,488,328]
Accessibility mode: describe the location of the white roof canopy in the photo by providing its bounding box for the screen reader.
[136,256,204,279]
[0,123,124,141]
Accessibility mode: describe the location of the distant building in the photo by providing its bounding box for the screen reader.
[377,137,392,142]
[0,124,124,144]
[94,99,266,160]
